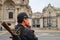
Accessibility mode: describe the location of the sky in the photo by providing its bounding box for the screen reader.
[29,0,60,13]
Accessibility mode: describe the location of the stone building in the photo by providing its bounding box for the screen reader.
[0,0,32,29]
[32,4,60,29]
[0,0,60,30]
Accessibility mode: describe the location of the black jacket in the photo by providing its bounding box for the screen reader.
[15,24,38,40]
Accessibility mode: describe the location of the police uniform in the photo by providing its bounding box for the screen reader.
[15,12,38,40]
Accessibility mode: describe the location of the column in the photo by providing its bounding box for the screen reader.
[58,16,60,29]
[40,18,43,28]
[15,6,18,25]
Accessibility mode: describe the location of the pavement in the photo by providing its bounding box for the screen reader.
[0,31,60,40]
[34,29,60,32]
[0,30,60,40]
[35,32,60,40]
[0,29,60,34]
[0,31,8,35]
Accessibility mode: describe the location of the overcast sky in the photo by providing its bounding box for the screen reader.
[29,0,60,13]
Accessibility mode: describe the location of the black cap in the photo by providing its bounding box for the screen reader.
[17,12,29,23]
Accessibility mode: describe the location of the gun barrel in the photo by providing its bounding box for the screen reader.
[1,22,13,35]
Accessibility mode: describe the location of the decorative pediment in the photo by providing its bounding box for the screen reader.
[4,0,15,6]
[3,0,15,9]
[43,4,55,12]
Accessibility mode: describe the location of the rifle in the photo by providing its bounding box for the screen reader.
[1,22,21,40]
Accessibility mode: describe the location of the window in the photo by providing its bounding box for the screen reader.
[32,19,40,28]
[36,19,40,24]
[48,12,51,17]
[7,23,11,26]
[23,0,24,1]
[37,25,40,27]
[32,19,35,24]
[36,19,40,27]
[17,8,19,11]
[43,17,48,28]
[9,12,13,19]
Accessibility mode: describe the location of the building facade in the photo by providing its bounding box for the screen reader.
[0,0,32,29]
[32,4,60,29]
[0,0,60,30]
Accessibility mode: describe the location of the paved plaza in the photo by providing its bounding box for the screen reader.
[0,30,60,40]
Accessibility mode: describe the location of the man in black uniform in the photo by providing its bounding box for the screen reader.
[15,12,38,40]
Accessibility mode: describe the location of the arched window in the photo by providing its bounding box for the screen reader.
[23,0,24,1]
[9,12,13,19]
